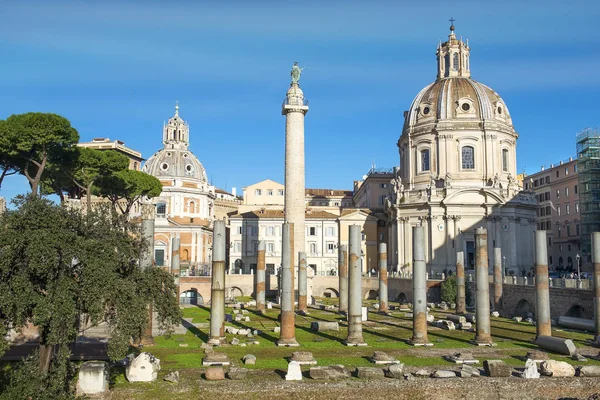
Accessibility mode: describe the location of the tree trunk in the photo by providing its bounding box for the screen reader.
[86,181,93,215]
[39,343,53,374]
[30,154,47,198]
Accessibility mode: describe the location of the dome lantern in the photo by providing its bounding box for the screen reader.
[436,19,471,80]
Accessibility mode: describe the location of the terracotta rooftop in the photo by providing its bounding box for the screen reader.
[305,188,353,197]
[230,209,338,219]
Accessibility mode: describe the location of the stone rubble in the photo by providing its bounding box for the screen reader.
[521,359,540,379]
[205,366,225,381]
[126,353,161,382]
[483,360,512,377]
[163,371,179,383]
[286,361,303,381]
[243,354,256,365]
[356,367,385,379]
[540,360,575,377]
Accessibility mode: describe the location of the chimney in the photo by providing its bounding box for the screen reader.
[232,187,237,197]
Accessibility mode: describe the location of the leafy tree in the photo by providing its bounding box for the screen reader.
[1,113,79,197]
[67,147,129,213]
[0,198,181,397]
[440,275,457,303]
[95,169,163,216]
[0,120,20,189]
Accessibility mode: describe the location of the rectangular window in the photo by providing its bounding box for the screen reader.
[558,228,562,238]
[545,176,550,184]
[574,185,578,194]
[502,149,508,172]
[556,189,560,199]
[154,249,165,266]
[548,237,552,246]
[278,189,284,196]
[525,182,529,190]
[325,226,334,236]
[576,202,579,213]
[310,243,317,255]
[255,189,262,196]
[326,242,334,254]
[534,180,538,187]
[576,224,580,235]
[565,167,569,175]
[546,221,551,230]
[380,183,388,188]
[250,226,257,235]
[266,263,275,274]
[557,206,561,216]
[379,195,386,206]
[565,187,569,197]
[234,242,241,252]
[567,226,571,236]
[379,233,384,241]
[566,205,570,215]
[461,146,475,169]
[267,242,274,253]
[267,226,274,236]
[267,189,273,196]
[546,206,551,215]
[556,171,559,178]
[421,149,430,172]
[545,192,550,201]
[309,227,316,236]
[237,226,242,235]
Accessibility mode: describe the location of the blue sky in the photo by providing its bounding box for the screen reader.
[1,0,599,202]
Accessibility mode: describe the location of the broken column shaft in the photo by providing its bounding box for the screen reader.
[378,243,389,314]
[345,225,366,346]
[171,237,180,275]
[298,252,308,314]
[535,230,552,338]
[493,247,502,311]
[411,226,431,346]
[208,220,226,345]
[338,244,348,314]
[456,251,466,314]
[592,232,600,344]
[278,222,298,346]
[473,227,493,346]
[256,241,266,313]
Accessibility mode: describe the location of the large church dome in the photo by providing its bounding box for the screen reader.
[143,104,208,182]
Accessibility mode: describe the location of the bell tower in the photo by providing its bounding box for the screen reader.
[436,19,471,80]
[163,101,190,150]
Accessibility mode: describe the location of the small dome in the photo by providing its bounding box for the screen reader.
[143,148,208,182]
[404,77,514,133]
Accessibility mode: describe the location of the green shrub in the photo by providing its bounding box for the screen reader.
[440,275,457,303]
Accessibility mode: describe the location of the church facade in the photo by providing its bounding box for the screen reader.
[143,105,215,272]
[386,25,537,275]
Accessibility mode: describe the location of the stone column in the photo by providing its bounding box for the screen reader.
[493,247,502,311]
[456,251,466,314]
[278,222,298,346]
[338,245,348,314]
[593,232,600,344]
[473,227,493,346]
[378,243,389,314]
[282,77,308,268]
[298,252,308,315]
[411,226,431,346]
[171,237,180,275]
[139,203,155,270]
[208,220,226,345]
[345,225,366,346]
[535,230,551,338]
[256,241,266,313]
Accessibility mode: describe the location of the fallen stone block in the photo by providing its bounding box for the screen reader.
[432,370,457,378]
[459,364,480,377]
[356,367,385,379]
[230,338,240,345]
[540,360,575,377]
[572,353,587,362]
[291,351,317,365]
[126,353,160,382]
[309,366,349,380]
[205,366,225,381]
[273,326,281,333]
[384,363,404,379]
[521,359,540,379]
[329,365,352,378]
[558,316,595,331]
[286,361,302,381]
[77,361,109,395]
[483,360,512,377]
[369,351,400,365]
[459,322,472,330]
[513,317,522,323]
[243,354,256,365]
[577,365,600,377]
[414,369,430,377]
[237,329,250,336]
[491,311,500,317]
[310,321,340,332]
[445,352,478,365]
[203,352,230,366]
[465,313,476,323]
[164,371,179,383]
[426,314,435,323]
[447,315,467,325]
[535,335,577,356]
[437,320,455,330]
[227,367,248,380]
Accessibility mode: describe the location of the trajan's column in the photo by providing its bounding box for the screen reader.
[282,62,309,266]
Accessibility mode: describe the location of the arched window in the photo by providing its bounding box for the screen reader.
[189,201,195,213]
[558,257,564,268]
[156,202,167,216]
[420,149,430,172]
[567,257,573,268]
[461,146,475,170]
[502,149,509,172]
[452,53,459,71]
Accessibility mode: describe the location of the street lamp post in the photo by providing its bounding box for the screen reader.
[576,253,582,288]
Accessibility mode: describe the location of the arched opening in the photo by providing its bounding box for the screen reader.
[182,249,189,261]
[365,290,379,300]
[180,289,203,305]
[514,299,532,318]
[229,287,243,298]
[189,201,195,213]
[396,292,407,304]
[234,259,244,274]
[567,257,573,269]
[322,288,339,298]
[566,305,585,318]
[558,257,564,269]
